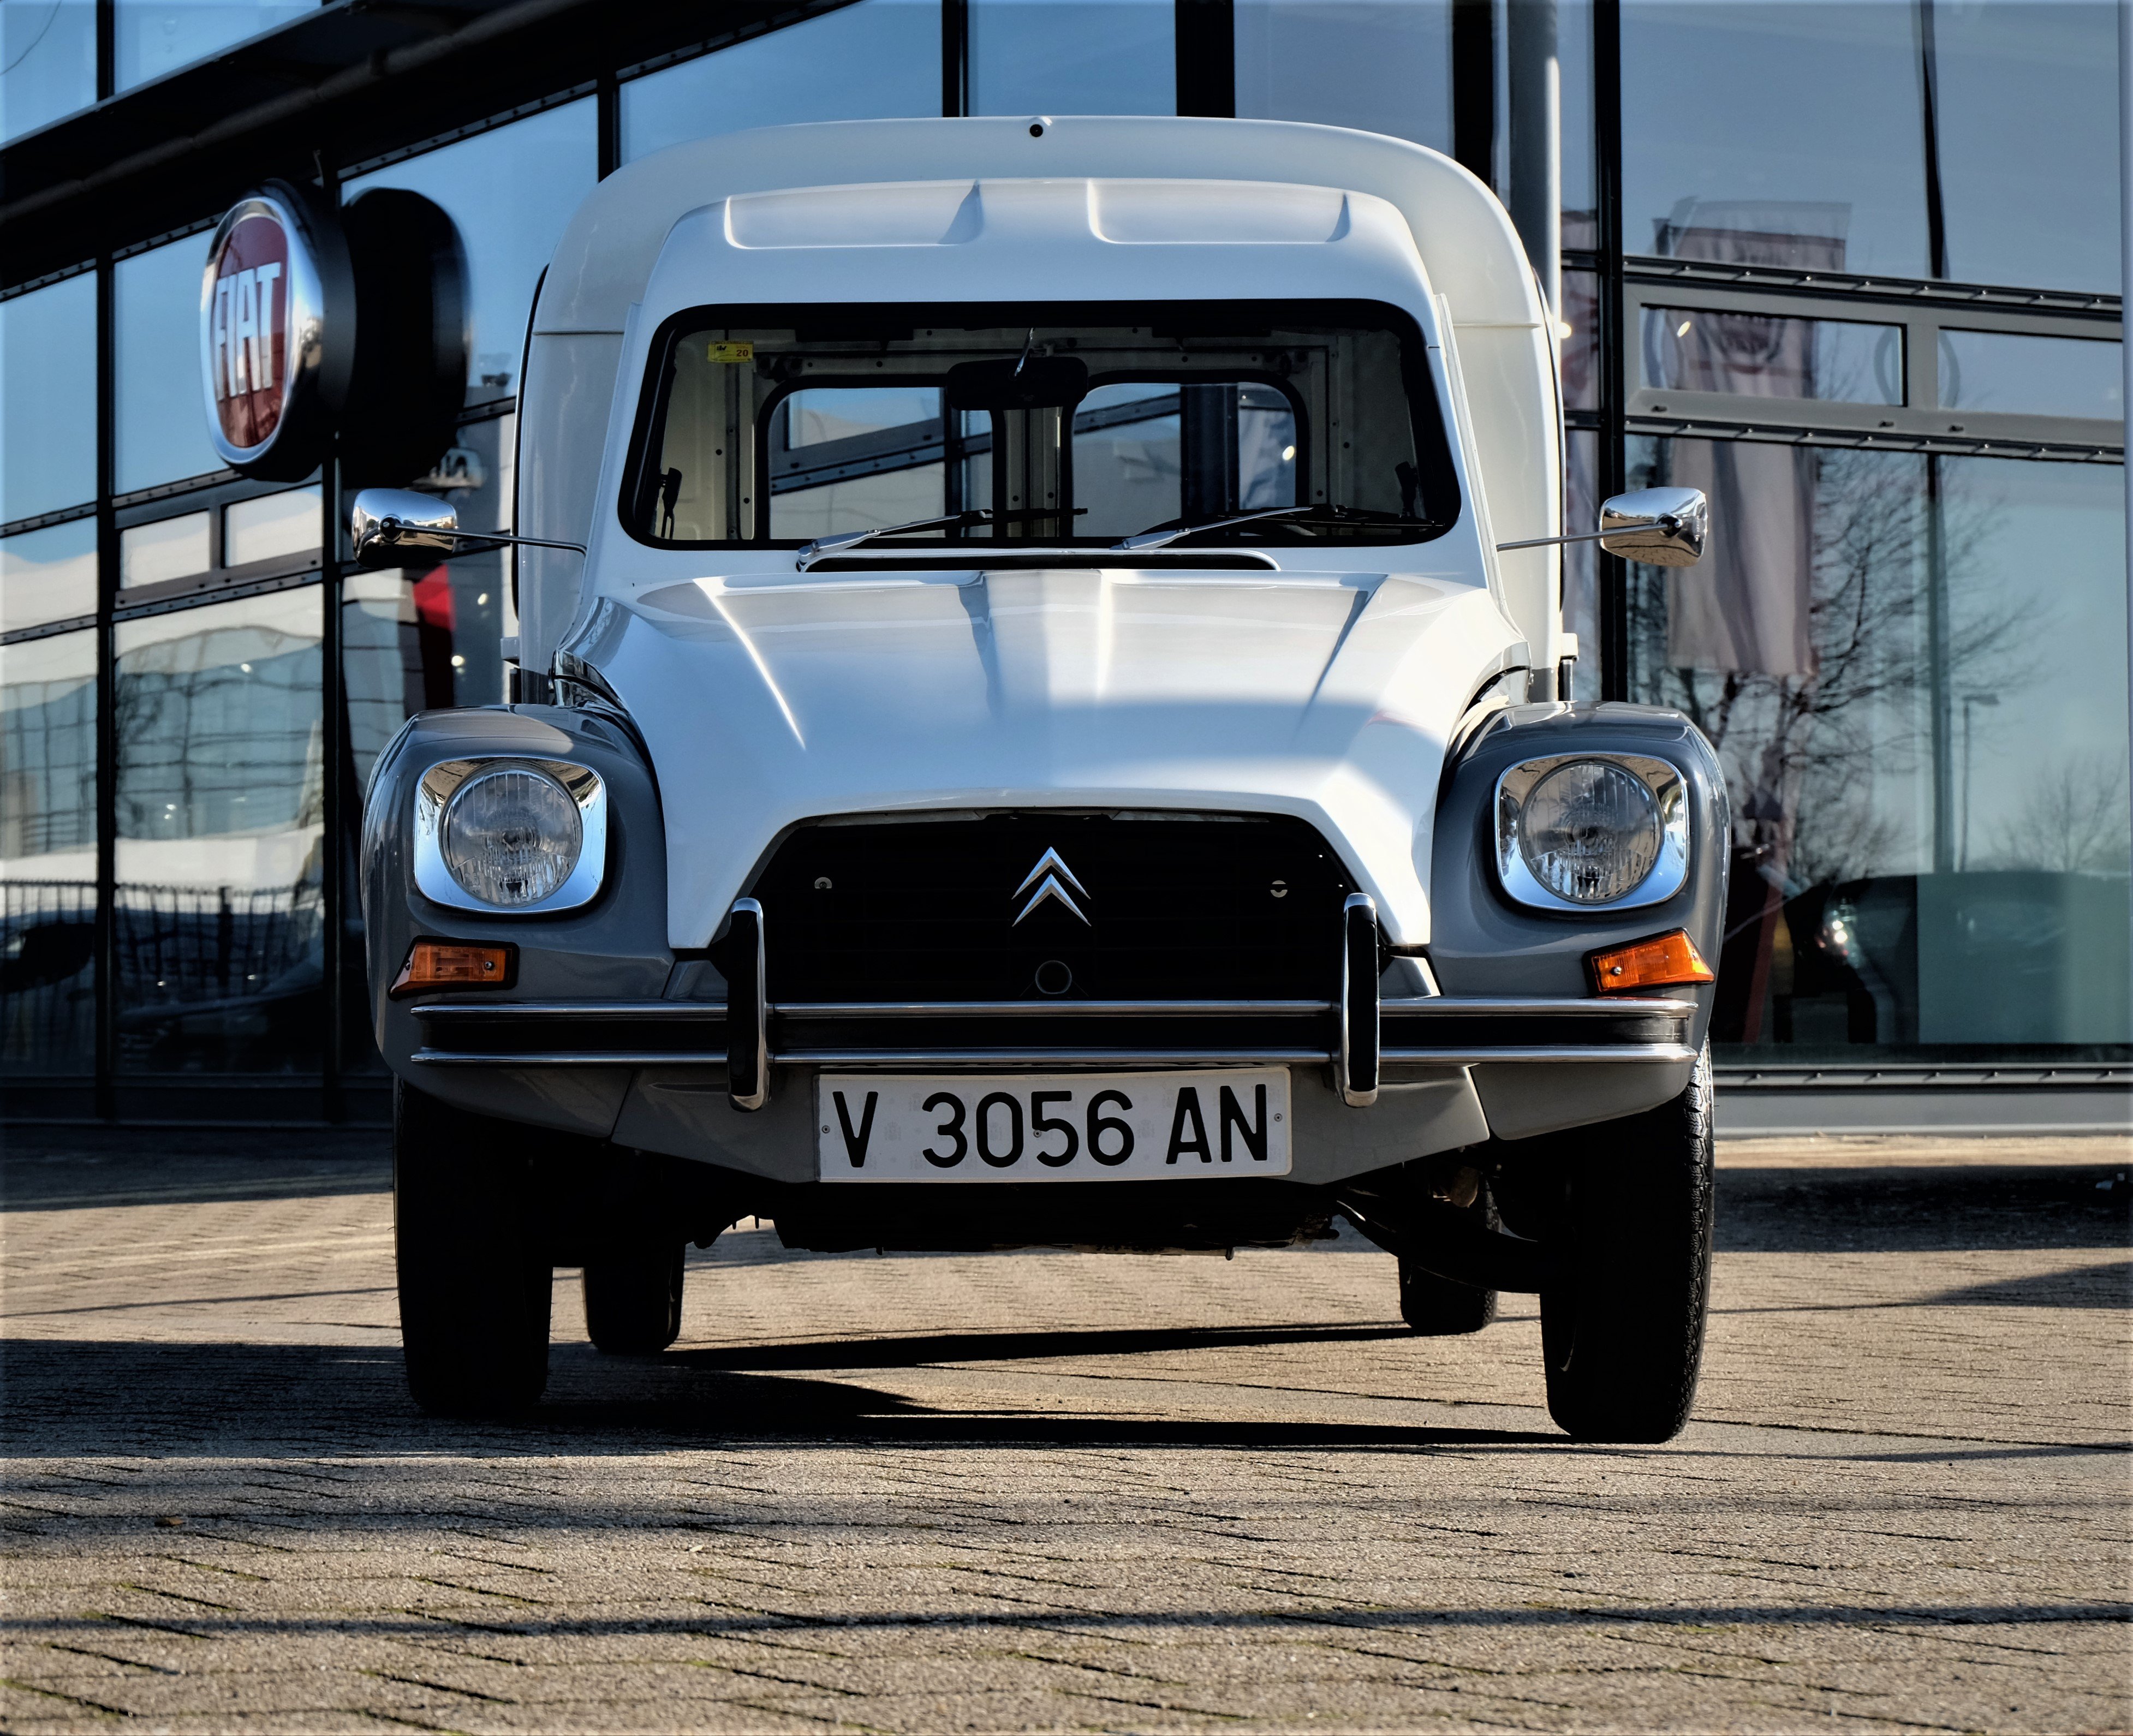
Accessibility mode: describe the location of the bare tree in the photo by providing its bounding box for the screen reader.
[1987,753,2133,875]
[1629,440,2037,892]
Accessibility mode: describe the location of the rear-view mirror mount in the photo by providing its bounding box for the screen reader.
[943,356,1089,413]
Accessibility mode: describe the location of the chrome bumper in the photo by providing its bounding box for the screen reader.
[408,994,1697,1076]
[407,894,1695,1109]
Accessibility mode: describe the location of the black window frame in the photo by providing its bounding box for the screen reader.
[619,298,1463,553]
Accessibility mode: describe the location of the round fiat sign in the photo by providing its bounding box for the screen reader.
[199,182,353,480]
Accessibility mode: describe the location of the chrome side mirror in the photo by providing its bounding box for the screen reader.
[1598,486,1707,567]
[351,488,459,567]
[1496,485,1709,565]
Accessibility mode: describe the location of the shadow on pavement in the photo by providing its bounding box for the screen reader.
[0,1335,1553,1461]
[674,1320,1416,1371]
[5,1596,2119,1642]
[1926,1258,2130,1307]
[1714,1165,2129,1252]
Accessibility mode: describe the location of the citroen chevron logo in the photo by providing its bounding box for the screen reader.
[1011,847,1091,926]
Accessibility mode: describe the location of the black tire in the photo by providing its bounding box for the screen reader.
[1539,1046,1715,1443]
[1397,1182,1500,1335]
[394,1079,552,1416]
[583,1242,686,1355]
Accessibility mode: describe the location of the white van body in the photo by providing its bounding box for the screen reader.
[365,116,1727,1440]
[517,117,1563,951]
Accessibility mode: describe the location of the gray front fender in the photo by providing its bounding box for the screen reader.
[361,703,673,1138]
[1429,700,1730,1140]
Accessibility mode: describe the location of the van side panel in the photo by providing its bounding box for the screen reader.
[1452,322,1563,676]
[518,331,622,673]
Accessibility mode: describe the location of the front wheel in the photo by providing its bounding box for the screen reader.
[395,1081,552,1416]
[1538,1046,1715,1443]
[583,1242,686,1355]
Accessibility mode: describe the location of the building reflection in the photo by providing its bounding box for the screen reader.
[0,0,2123,1120]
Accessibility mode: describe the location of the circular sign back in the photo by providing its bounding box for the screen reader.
[199,183,353,481]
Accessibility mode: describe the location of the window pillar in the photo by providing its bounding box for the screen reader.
[1176,0,1234,118]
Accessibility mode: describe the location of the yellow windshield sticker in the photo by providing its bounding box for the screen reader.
[707,341,755,363]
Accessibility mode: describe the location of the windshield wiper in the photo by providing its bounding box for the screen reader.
[1112,503,1443,552]
[796,508,1085,569]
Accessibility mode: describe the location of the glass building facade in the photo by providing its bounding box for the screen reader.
[1,0,2124,1124]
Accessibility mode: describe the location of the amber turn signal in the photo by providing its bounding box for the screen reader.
[1588,929,1714,995]
[390,938,516,999]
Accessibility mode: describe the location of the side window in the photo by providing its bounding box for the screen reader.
[1072,384,1180,538]
[1232,382,1301,509]
[646,338,742,542]
[767,386,946,540]
[1071,380,1297,538]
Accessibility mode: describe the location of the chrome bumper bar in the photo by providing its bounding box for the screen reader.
[409,995,1697,1073]
[409,995,1694,1022]
[409,893,1697,1099]
[410,1042,1698,1069]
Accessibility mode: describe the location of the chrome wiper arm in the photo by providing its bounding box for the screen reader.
[795,506,1089,569]
[1112,504,1441,552]
[1113,505,1315,551]
[795,510,989,569]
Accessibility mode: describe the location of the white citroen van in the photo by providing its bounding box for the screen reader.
[354,116,1726,1441]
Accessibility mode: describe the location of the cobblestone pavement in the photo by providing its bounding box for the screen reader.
[2,1128,2128,1735]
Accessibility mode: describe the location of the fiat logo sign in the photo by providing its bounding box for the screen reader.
[207,210,289,448]
[199,182,351,480]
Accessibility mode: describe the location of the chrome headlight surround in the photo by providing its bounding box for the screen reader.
[412,757,607,915]
[1493,753,1690,913]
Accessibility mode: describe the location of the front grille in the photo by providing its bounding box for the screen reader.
[743,812,1356,1000]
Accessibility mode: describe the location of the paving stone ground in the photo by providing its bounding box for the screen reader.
[1,1126,2128,1735]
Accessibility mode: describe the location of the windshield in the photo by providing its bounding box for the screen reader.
[624,301,1459,551]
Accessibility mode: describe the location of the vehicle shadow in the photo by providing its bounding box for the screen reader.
[0,1327,1557,1464]
[670,1319,1416,1371]
[1925,1257,2131,1308]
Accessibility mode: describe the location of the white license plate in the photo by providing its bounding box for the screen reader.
[815,1071,1292,1182]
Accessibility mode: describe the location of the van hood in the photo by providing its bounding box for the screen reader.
[568,568,1523,950]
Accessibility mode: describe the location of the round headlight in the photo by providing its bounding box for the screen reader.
[439,766,583,907]
[1517,759,1663,905]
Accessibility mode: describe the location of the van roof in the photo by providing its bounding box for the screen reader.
[534,115,1542,337]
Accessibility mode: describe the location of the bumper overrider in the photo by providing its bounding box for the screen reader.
[365,698,1726,1197]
